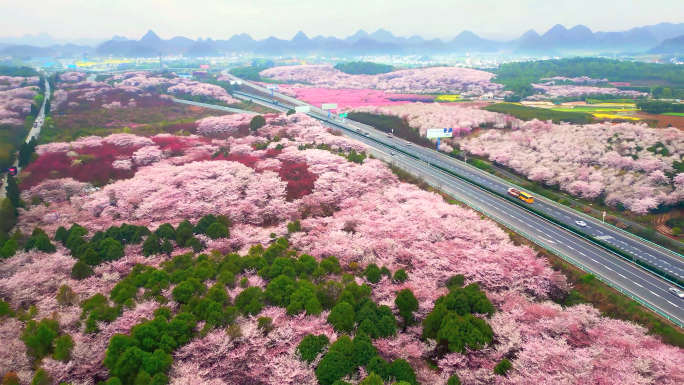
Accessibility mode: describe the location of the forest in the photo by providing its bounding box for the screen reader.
[333,61,394,75]
[492,58,684,94]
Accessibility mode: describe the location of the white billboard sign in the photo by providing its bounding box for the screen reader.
[266,85,278,89]
[426,128,453,139]
[294,106,310,113]
[321,103,338,110]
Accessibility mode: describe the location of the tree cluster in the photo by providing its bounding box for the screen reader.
[422,277,495,354]
[314,334,417,385]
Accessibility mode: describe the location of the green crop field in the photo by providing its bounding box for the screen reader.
[663,112,684,116]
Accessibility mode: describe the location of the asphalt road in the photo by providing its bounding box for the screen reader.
[0,79,50,200]
[217,71,684,325]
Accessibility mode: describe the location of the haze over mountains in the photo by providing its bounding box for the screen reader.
[2,22,684,58]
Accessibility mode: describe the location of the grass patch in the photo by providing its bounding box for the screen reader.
[664,112,684,117]
[483,103,595,124]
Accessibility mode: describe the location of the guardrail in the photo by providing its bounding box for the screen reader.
[372,152,684,329]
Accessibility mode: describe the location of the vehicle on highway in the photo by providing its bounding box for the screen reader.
[356,128,361,132]
[7,166,18,176]
[388,134,393,138]
[575,221,587,227]
[507,188,534,203]
[365,132,370,136]
[406,142,411,146]
[391,152,396,156]
[670,287,684,299]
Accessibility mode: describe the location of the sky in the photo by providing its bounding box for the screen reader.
[0,0,683,42]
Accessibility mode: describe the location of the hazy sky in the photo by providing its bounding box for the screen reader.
[1,0,683,41]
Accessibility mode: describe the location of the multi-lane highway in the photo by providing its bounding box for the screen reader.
[0,79,50,200]
[220,70,684,326]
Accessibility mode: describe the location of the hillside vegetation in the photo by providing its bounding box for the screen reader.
[333,61,394,75]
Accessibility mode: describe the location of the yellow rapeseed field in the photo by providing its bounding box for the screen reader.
[435,95,461,102]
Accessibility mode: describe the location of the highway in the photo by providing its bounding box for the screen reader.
[219,70,684,326]
[0,79,50,200]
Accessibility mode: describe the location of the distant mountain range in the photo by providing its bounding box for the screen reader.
[2,22,684,59]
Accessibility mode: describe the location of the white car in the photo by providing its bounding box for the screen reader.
[669,288,684,299]
[406,142,411,146]
[575,221,587,227]
[390,152,396,156]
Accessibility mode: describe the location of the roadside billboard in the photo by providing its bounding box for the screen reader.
[321,103,337,110]
[295,106,310,113]
[200,64,210,69]
[67,64,77,69]
[426,128,453,138]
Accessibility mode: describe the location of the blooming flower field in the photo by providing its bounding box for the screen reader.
[0,78,40,126]
[3,111,684,384]
[528,84,647,100]
[259,65,504,94]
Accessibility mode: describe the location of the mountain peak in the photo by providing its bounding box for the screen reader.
[197,37,205,42]
[292,31,309,41]
[140,30,162,44]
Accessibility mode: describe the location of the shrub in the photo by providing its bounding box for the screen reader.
[674,227,682,237]
[446,274,465,289]
[393,269,408,283]
[24,233,56,253]
[395,289,419,329]
[305,297,323,315]
[21,318,59,358]
[3,372,20,385]
[353,333,377,366]
[175,227,193,247]
[0,239,19,259]
[297,334,330,363]
[30,369,53,385]
[56,285,78,306]
[257,316,274,334]
[320,256,342,275]
[185,236,204,252]
[206,222,229,239]
[250,115,266,131]
[389,359,418,385]
[0,299,15,318]
[287,220,301,233]
[447,373,462,385]
[365,264,381,283]
[235,287,264,315]
[494,358,512,376]
[52,334,75,362]
[99,238,124,261]
[327,302,355,333]
[366,356,390,381]
[286,109,296,116]
[360,373,383,385]
[358,318,380,339]
[155,223,176,240]
[142,234,161,256]
[71,261,94,280]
